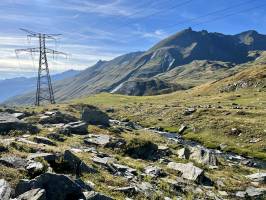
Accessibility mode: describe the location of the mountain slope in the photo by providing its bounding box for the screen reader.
[6,28,266,105]
[0,70,80,103]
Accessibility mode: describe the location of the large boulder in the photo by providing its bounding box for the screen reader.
[15,173,85,200]
[0,113,38,135]
[81,106,109,126]
[177,146,218,166]
[0,179,12,200]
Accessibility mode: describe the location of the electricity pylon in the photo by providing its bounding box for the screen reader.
[15,29,66,106]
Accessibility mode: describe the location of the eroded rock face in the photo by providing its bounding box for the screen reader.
[0,179,12,200]
[15,173,85,200]
[0,113,38,135]
[81,106,109,126]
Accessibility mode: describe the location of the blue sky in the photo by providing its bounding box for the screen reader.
[0,0,266,79]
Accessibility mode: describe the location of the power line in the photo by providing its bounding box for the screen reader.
[188,2,266,28]
[160,0,258,31]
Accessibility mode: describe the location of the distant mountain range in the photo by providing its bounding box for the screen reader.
[6,28,266,104]
[0,70,80,103]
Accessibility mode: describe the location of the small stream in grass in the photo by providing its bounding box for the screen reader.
[110,120,266,169]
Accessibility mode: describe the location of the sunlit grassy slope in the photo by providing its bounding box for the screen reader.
[69,63,266,160]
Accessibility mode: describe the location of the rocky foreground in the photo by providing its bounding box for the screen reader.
[0,105,265,200]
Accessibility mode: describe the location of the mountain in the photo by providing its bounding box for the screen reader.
[6,28,266,105]
[0,69,80,103]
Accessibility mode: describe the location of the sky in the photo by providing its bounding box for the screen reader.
[0,0,266,79]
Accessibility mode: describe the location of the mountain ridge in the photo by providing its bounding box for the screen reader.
[5,28,266,105]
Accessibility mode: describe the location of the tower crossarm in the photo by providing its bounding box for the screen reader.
[15,48,40,54]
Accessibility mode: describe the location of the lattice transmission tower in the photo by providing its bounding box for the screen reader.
[15,29,66,106]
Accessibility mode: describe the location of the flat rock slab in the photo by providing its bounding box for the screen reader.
[167,162,204,182]
[246,173,266,183]
[0,156,27,168]
[92,156,114,166]
[0,113,38,134]
[84,134,111,146]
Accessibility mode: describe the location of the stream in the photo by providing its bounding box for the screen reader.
[110,119,266,169]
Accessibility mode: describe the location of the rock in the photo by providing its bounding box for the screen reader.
[218,190,228,196]
[11,112,26,120]
[13,188,46,200]
[0,156,27,168]
[27,153,59,163]
[236,187,266,198]
[39,111,78,124]
[135,182,154,196]
[177,146,218,166]
[144,166,166,177]
[92,156,114,166]
[33,136,56,146]
[0,179,12,200]
[183,108,196,116]
[111,163,137,179]
[178,124,187,134]
[63,150,96,175]
[74,178,94,191]
[167,162,209,184]
[246,173,266,183]
[25,160,44,176]
[124,139,158,160]
[81,106,109,126]
[113,186,137,195]
[246,187,266,198]
[0,113,38,135]
[105,138,126,149]
[177,147,190,159]
[84,134,111,146]
[158,145,171,157]
[83,191,113,200]
[15,173,85,200]
[47,133,65,142]
[229,128,241,136]
[59,121,88,135]
[235,191,246,198]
